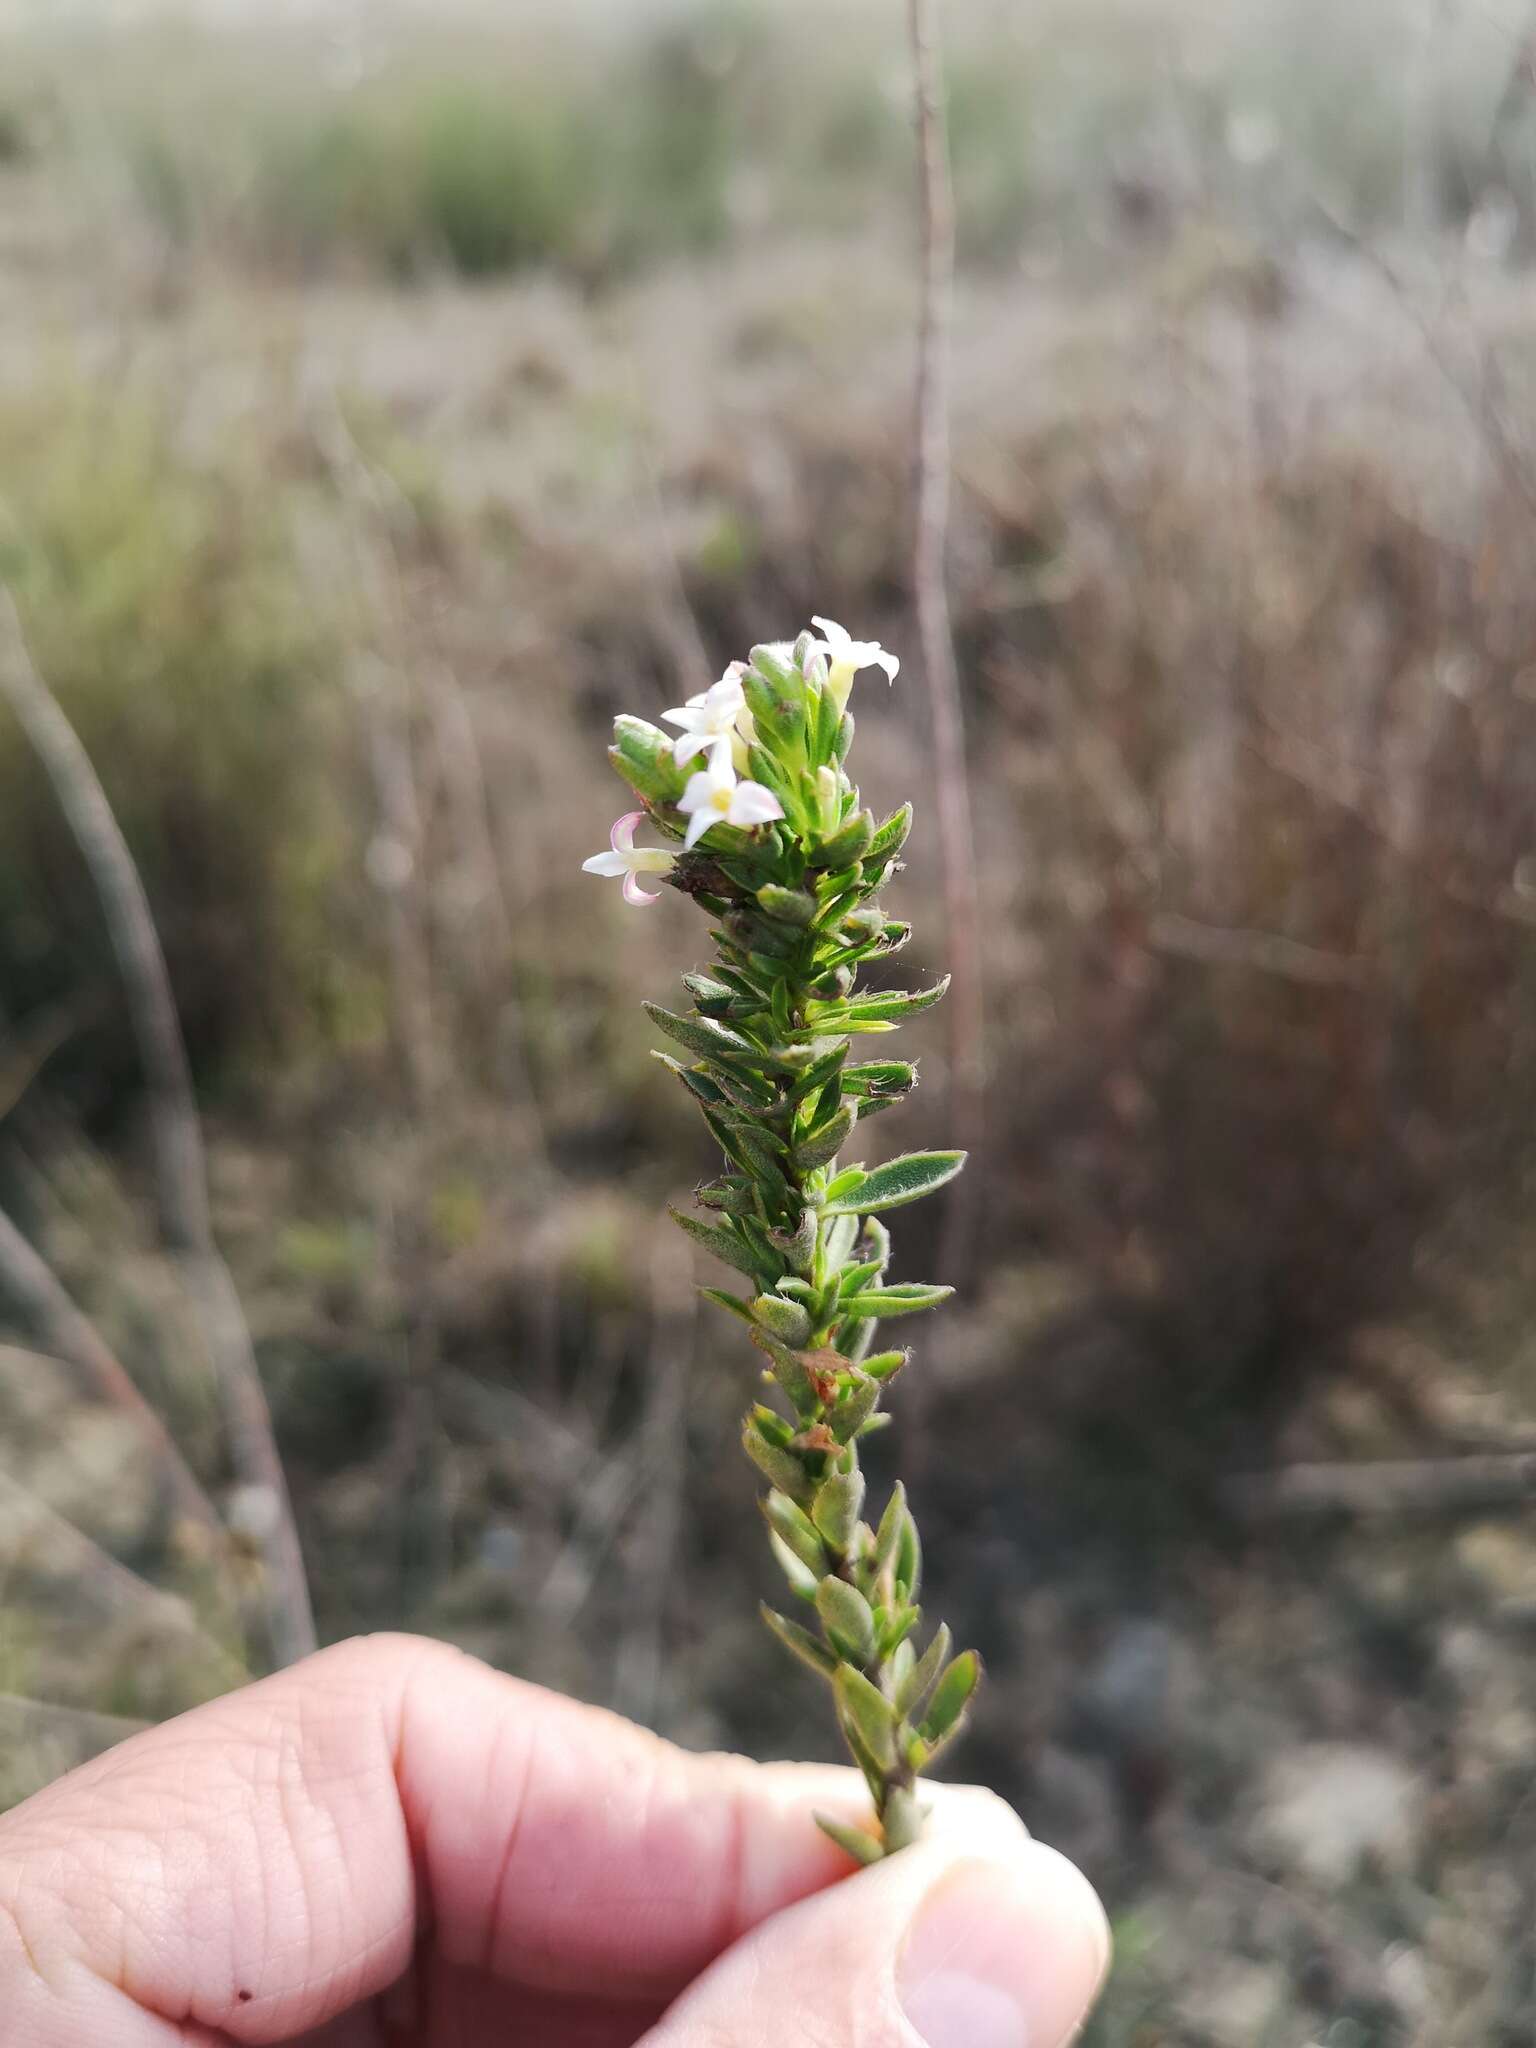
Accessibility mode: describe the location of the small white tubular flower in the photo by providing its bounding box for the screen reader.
[677,745,785,850]
[809,616,900,712]
[661,666,748,766]
[582,811,676,907]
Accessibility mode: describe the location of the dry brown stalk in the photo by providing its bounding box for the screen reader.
[907,0,984,1296]
[0,591,315,1668]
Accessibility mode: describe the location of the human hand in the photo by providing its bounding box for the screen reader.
[0,1634,1108,2046]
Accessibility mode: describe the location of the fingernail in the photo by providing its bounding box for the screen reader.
[898,1854,1109,2048]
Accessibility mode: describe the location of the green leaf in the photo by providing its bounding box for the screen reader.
[793,1104,854,1172]
[822,1215,860,1273]
[897,1509,922,1604]
[812,1466,866,1552]
[865,802,914,865]
[816,1577,877,1666]
[763,1489,829,1574]
[669,1207,770,1283]
[872,1481,911,1582]
[788,1040,850,1106]
[741,1418,815,1507]
[833,1663,897,1769]
[644,1002,761,1066]
[681,970,737,1012]
[843,977,951,1023]
[862,1349,909,1381]
[756,882,818,926]
[896,1623,952,1717]
[823,1166,868,1206]
[650,1051,729,1105]
[832,1372,881,1443]
[749,1331,824,1419]
[767,1207,818,1276]
[762,1604,839,1680]
[838,1257,884,1295]
[840,1283,954,1320]
[701,1113,791,1204]
[695,1176,756,1215]
[810,809,874,870]
[751,1293,813,1348]
[769,1531,820,1602]
[889,1638,917,1697]
[842,1060,918,1099]
[743,648,808,751]
[823,1151,966,1216]
[698,1286,755,1324]
[609,715,686,804]
[807,676,841,764]
[815,1813,884,1866]
[920,1650,983,1744]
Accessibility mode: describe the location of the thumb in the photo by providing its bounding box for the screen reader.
[639,1789,1110,2048]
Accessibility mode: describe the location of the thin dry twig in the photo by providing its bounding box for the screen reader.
[908,0,985,1297]
[0,590,315,1667]
[0,1461,246,1678]
[0,1205,222,1541]
[1148,910,1374,990]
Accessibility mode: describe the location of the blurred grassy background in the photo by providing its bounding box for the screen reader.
[3,0,1536,2040]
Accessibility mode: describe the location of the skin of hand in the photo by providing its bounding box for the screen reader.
[0,1634,1109,2048]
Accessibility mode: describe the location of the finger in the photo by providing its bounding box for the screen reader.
[637,1831,1110,2048]
[0,1633,960,2044]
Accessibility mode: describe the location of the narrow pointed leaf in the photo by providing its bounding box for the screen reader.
[699,1286,755,1324]
[862,1349,909,1381]
[793,1104,854,1172]
[920,1651,983,1743]
[644,1002,762,1066]
[823,1152,966,1216]
[757,882,818,926]
[670,1207,770,1282]
[831,1372,881,1443]
[843,978,951,1023]
[815,1813,885,1866]
[872,1482,911,1582]
[897,1624,952,1718]
[865,802,914,865]
[840,1283,954,1319]
[742,1419,815,1507]
[811,1466,866,1552]
[763,1604,839,1680]
[769,1531,820,1602]
[751,1294,813,1347]
[816,1577,877,1666]
[763,1489,829,1574]
[833,1663,897,1768]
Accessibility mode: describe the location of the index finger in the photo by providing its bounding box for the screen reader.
[0,1632,1024,2044]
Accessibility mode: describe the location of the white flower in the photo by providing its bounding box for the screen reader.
[661,666,750,766]
[582,811,676,907]
[809,616,899,712]
[677,745,785,850]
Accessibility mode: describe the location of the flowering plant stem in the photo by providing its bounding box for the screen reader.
[586,624,980,1861]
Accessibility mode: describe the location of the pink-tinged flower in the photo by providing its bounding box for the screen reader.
[677,746,784,850]
[661,667,750,766]
[581,812,676,906]
[809,616,899,711]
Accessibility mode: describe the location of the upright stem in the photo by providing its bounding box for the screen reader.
[908,0,984,1295]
